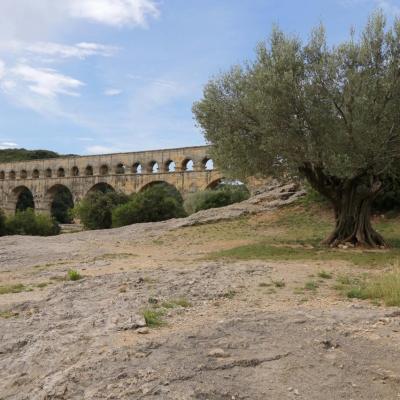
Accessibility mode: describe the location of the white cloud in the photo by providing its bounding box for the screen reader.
[0,141,18,149]
[68,0,160,27]
[0,59,5,79]
[0,41,118,61]
[11,64,84,98]
[104,88,122,96]
[27,41,118,59]
[0,1,160,43]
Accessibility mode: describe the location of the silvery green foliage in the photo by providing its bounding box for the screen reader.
[193,12,400,182]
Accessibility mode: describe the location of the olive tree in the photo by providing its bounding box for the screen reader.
[193,13,400,247]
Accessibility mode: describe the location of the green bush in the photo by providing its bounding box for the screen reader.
[184,185,250,215]
[67,269,82,281]
[112,184,186,227]
[73,191,129,230]
[5,209,60,236]
[51,188,74,223]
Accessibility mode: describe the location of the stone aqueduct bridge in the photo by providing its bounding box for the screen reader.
[0,145,223,215]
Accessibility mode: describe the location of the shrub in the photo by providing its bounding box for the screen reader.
[112,184,186,227]
[5,209,60,236]
[0,209,6,236]
[184,185,250,215]
[73,191,129,230]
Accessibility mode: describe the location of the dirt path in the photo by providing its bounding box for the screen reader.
[1,185,400,399]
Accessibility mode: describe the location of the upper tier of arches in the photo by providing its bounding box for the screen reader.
[0,156,215,180]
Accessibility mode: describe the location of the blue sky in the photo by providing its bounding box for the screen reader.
[0,0,398,155]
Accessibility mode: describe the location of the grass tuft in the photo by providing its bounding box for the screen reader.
[142,309,165,327]
[304,280,318,291]
[0,310,19,318]
[161,297,192,309]
[337,269,400,306]
[67,269,82,281]
[220,289,237,299]
[272,279,285,288]
[0,283,31,295]
[317,270,332,279]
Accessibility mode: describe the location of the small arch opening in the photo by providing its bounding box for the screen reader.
[57,167,65,178]
[14,186,34,212]
[71,166,79,177]
[183,159,194,171]
[150,161,159,174]
[45,168,52,178]
[204,158,214,170]
[32,169,40,179]
[132,162,142,174]
[116,163,125,174]
[85,165,93,176]
[100,164,109,176]
[20,170,27,179]
[165,160,176,172]
[0,171,4,180]
[9,170,16,180]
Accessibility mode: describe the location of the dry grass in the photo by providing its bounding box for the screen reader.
[339,265,400,306]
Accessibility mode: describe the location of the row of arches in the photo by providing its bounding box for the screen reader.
[0,158,214,181]
[10,177,223,222]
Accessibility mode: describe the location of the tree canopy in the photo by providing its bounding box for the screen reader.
[193,13,400,247]
[0,148,61,163]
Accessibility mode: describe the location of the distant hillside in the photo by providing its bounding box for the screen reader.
[0,148,61,163]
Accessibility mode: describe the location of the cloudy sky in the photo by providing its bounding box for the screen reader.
[0,0,398,155]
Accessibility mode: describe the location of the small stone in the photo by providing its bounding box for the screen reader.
[137,327,150,334]
[117,314,146,330]
[294,389,299,396]
[208,348,230,358]
[288,387,294,392]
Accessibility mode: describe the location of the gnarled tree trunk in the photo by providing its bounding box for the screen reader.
[323,181,386,247]
[299,163,386,248]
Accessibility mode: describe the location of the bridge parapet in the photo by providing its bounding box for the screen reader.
[0,145,224,215]
[0,145,214,180]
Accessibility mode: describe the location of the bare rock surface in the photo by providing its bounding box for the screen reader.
[1,183,400,399]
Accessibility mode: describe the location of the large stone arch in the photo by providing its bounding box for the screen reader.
[87,182,115,195]
[45,184,75,223]
[12,186,35,213]
[138,180,183,203]
[204,178,225,190]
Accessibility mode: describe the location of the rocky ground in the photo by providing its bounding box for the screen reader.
[1,183,400,399]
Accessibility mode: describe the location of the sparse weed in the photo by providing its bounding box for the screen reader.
[220,289,237,299]
[67,269,82,281]
[317,271,332,279]
[0,283,31,295]
[161,297,192,309]
[0,310,19,318]
[335,267,400,306]
[304,281,318,291]
[272,279,285,288]
[142,309,165,327]
[36,282,49,288]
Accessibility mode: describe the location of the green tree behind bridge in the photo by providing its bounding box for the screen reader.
[193,12,400,248]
